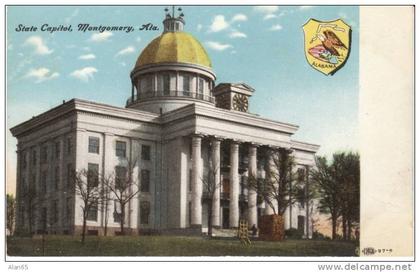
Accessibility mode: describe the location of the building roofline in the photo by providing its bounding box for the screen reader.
[291,140,320,153]
[161,103,299,135]
[10,99,160,137]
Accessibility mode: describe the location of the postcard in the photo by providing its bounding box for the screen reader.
[4,4,414,266]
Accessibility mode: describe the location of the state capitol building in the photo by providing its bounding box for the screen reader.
[11,9,319,237]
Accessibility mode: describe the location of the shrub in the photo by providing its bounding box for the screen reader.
[285,228,303,240]
[312,231,329,240]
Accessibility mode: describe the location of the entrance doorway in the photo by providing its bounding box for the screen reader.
[222,207,229,229]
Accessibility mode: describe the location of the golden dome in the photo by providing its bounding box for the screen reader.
[135,32,212,69]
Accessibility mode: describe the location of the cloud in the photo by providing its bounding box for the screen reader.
[209,15,229,32]
[24,36,53,55]
[231,13,247,23]
[90,31,113,42]
[70,67,97,82]
[197,24,203,32]
[136,36,141,43]
[115,46,135,57]
[205,41,233,51]
[254,6,279,14]
[25,67,59,83]
[269,24,283,31]
[263,14,277,20]
[229,31,247,38]
[78,54,96,60]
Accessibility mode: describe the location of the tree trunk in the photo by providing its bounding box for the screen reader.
[332,215,337,240]
[82,214,87,244]
[342,215,347,240]
[208,203,213,237]
[347,219,352,240]
[120,203,125,235]
[104,200,108,236]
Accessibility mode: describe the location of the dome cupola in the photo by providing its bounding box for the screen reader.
[127,7,216,114]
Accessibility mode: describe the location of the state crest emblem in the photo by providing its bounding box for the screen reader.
[303,19,351,75]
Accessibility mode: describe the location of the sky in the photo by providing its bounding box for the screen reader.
[6,5,359,194]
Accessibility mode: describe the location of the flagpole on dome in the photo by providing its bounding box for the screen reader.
[163,6,185,32]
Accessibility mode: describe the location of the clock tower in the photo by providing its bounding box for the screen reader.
[213,83,255,112]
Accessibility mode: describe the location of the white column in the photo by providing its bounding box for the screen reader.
[191,135,202,226]
[247,144,258,227]
[229,141,239,228]
[211,138,221,228]
[102,132,114,232]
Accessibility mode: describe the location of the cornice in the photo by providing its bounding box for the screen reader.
[161,103,299,135]
[10,99,161,138]
[291,140,320,153]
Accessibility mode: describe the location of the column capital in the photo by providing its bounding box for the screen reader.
[210,137,222,145]
[191,133,204,139]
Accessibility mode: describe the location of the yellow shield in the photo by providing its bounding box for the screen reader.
[303,19,351,75]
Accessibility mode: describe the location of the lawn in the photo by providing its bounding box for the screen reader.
[7,235,357,257]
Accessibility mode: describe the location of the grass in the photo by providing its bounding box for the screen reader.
[7,235,357,257]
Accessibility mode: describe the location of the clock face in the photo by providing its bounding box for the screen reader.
[233,94,248,112]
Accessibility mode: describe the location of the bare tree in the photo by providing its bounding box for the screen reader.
[21,181,40,235]
[73,168,101,243]
[7,194,16,235]
[247,148,303,216]
[105,158,140,235]
[100,173,113,236]
[201,156,221,237]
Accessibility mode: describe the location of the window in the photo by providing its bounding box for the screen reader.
[198,78,204,95]
[297,215,305,235]
[66,164,73,188]
[41,170,47,193]
[163,74,170,95]
[145,76,153,93]
[141,145,151,160]
[140,201,150,224]
[115,166,127,190]
[87,163,99,188]
[182,74,190,95]
[41,146,48,164]
[55,142,61,159]
[113,200,122,223]
[140,169,150,192]
[32,149,37,166]
[54,166,60,191]
[87,202,98,221]
[66,138,72,155]
[88,137,100,154]
[116,141,126,158]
